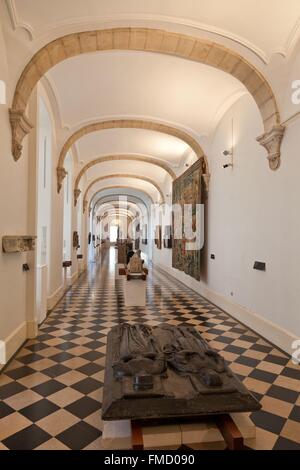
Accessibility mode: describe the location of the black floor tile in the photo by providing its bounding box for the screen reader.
[235,356,260,368]
[20,399,60,422]
[5,366,36,380]
[65,396,101,419]
[249,369,277,384]
[264,354,289,366]
[3,424,51,450]
[281,367,300,381]
[289,405,300,423]
[273,436,300,450]
[42,364,71,378]
[0,402,14,419]
[49,352,74,363]
[17,353,44,364]
[71,378,101,394]
[267,385,299,404]
[251,410,285,434]
[32,379,66,397]
[56,422,101,450]
[77,363,103,376]
[0,381,26,400]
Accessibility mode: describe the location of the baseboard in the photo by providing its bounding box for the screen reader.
[47,284,65,311]
[0,319,39,366]
[67,270,78,287]
[199,284,297,356]
[27,320,38,338]
[154,262,296,355]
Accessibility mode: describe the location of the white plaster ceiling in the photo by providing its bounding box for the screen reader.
[76,131,189,169]
[48,51,245,136]
[9,0,299,200]
[9,0,300,61]
[84,161,170,186]
[87,177,161,203]
[96,201,141,217]
[92,188,153,209]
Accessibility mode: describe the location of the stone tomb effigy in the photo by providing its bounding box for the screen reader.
[102,324,261,423]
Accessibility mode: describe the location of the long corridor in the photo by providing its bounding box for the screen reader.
[0,248,299,450]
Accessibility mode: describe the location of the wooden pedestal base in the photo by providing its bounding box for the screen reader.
[131,415,244,451]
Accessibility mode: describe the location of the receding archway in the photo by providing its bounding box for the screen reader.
[10,28,284,170]
[74,154,176,194]
[57,119,208,193]
[80,174,165,209]
[85,185,155,214]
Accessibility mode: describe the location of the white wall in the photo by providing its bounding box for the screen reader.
[153,94,300,353]
[0,21,31,364]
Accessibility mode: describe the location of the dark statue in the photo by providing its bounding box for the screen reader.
[102,324,261,421]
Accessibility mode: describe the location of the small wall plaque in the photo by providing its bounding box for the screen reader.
[77,254,83,259]
[2,236,36,253]
[63,260,72,268]
[253,261,266,271]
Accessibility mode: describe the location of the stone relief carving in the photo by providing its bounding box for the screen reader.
[74,188,81,206]
[56,166,68,193]
[257,124,286,170]
[2,235,36,253]
[9,110,33,162]
[102,323,261,421]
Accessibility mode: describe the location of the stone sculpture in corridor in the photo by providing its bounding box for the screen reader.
[102,323,261,421]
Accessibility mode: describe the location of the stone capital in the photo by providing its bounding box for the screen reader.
[9,109,33,161]
[257,125,285,171]
[57,166,68,193]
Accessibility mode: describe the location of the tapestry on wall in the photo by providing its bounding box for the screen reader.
[172,159,202,281]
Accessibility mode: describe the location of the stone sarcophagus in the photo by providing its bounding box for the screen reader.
[102,324,261,422]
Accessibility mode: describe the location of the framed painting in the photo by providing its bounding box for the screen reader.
[163,225,172,249]
[155,225,162,250]
[142,224,148,245]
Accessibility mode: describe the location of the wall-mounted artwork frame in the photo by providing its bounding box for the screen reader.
[172,159,202,281]
[155,225,162,250]
[142,224,148,245]
[163,225,172,249]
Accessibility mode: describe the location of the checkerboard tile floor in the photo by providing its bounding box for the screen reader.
[0,247,299,450]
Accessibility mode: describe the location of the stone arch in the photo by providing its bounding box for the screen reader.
[74,154,176,195]
[82,174,164,209]
[92,194,149,218]
[10,28,284,170]
[58,119,208,193]
[86,185,155,213]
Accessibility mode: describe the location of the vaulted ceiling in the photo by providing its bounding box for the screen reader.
[4,0,299,208]
[9,0,300,61]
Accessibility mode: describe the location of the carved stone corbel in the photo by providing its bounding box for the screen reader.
[9,110,33,161]
[83,199,88,214]
[257,125,285,171]
[57,167,68,193]
[74,188,81,206]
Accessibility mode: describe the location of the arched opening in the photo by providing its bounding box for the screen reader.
[10,28,284,171]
